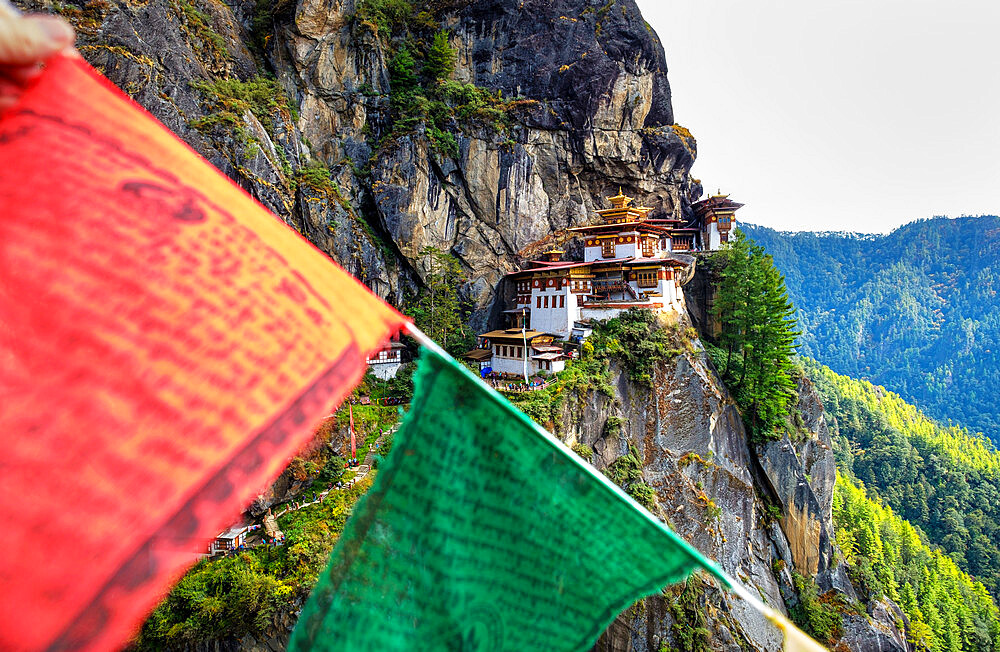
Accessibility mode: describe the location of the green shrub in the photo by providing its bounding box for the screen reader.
[602,415,624,439]
[789,572,842,643]
[423,30,456,82]
[190,76,290,142]
[571,442,594,462]
[355,0,414,40]
[666,575,711,652]
[597,308,678,385]
[605,444,657,510]
[388,46,418,96]
[172,0,227,61]
[427,124,458,157]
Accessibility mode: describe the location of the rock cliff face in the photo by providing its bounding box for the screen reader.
[557,335,786,651]
[553,320,907,651]
[21,0,700,325]
[759,377,836,578]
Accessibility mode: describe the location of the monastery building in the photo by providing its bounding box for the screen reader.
[468,190,742,378]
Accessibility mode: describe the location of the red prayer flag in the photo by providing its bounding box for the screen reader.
[0,55,406,651]
[349,401,357,459]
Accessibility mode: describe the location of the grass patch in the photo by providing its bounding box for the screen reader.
[190,76,290,138]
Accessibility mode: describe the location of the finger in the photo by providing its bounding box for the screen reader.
[0,13,75,66]
[0,0,18,19]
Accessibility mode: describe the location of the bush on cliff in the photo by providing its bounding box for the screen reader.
[599,308,680,386]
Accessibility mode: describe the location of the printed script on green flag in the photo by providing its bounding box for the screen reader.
[290,346,724,651]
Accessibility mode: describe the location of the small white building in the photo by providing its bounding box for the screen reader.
[570,320,594,344]
[366,336,406,380]
[692,193,742,250]
[210,524,249,556]
[463,329,568,378]
[532,351,567,374]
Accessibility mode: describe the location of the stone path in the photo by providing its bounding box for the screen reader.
[216,425,398,556]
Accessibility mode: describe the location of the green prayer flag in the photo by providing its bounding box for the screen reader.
[290,347,724,651]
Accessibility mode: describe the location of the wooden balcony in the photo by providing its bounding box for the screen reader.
[592,279,626,295]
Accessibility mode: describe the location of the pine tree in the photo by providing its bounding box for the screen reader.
[710,231,799,440]
[423,30,456,82]
[389,45,418,95]
[408,246,472,355]
[712,232,752,382]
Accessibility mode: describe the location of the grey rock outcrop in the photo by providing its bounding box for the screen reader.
[839,599,909,652]
[554,327,784,651]
[22,0,701,320]
[556,321,908,651]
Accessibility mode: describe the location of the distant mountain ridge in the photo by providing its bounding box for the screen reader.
[742,216,1000,441]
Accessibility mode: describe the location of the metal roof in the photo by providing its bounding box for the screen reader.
[462,349,493,362]
[479,329,549,340]
[531,352,568,361]
[216,524,249,539]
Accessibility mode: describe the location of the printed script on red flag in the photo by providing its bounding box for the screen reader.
[0,54,406,651]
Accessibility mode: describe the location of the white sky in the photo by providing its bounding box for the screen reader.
[636,0,1000,232]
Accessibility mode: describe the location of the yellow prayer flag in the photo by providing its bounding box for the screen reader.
[768,612,828,652]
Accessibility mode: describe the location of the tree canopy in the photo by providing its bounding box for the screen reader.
[806,359,1000,598]
[708,231,799,441]
[834,474,1000,652]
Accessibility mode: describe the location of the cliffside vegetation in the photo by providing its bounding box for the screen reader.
[603,443,657,510]
[743,217,1000,441]
[136,479,373,647]
[705,231,799,441]
[833,475,1000,652]
[189,76,295,145]
[508,309,683,434]
[359,0,535,156]
[806,360,1000,598]
[132,381,401,648]
[406,246,475,355]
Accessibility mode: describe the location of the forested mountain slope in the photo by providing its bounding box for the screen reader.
[833,475,1000,652]
[742,217,1000,441]
[805,360,1000,598]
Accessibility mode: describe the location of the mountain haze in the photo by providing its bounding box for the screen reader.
[743,217,1000,441]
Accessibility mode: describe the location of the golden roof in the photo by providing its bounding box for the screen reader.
[606,187,633,209]
[479,329,549,341]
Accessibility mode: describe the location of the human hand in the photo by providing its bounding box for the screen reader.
[0,0,75,110]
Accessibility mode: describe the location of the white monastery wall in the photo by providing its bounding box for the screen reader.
[614,241,638,259]
[707,223,721,250]
[369,361,402,380]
